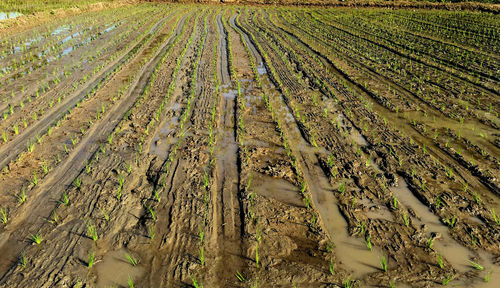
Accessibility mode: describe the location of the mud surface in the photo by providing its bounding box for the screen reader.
[0,4,498,288]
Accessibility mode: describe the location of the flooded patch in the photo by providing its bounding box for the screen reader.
[95,248,144,288]
[257,62,266,75]
[472,251,500,288]
[149,102,181,157]
[252,174,303,207]
[391,177,474,273]
[359,197,393,221]
[257,60,382,277]
[304,168,383,278]
[221,84,237,100]
[0,12,22,21]
[336,113,368,146]
[149,116,179,158]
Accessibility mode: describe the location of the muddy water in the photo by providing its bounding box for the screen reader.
[322,68,500,284]
[149,116,179,158]
[337,113,368,146]
[257,62,382,278]
[404,108,499,157]
[216,84,240,238]
[0,12,22,21]
[391,177,474,273]
[149,102,181,158]
[253,174,303,207]
[465,251,500,288]
[393,183,500,286]
[95,248,144,287]
[324,99,368,147]
[216,14,230,85]
[303,165,384,278]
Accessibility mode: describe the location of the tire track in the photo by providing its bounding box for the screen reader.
[0,13,173,170]
[0,15,189,281]
[216,14,231,86]
[234,12,384,277]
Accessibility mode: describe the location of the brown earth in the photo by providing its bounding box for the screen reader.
[0,3,498,288]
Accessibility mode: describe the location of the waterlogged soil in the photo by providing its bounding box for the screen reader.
[0,4,498,288]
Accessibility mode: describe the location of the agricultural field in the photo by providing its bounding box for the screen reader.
[0,2,499,288]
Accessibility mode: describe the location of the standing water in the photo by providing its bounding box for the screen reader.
[0,12,22,21]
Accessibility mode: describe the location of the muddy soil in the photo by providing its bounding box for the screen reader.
[0,4,498,288]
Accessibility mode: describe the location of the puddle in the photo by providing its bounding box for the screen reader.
[306,167,383,277]
[261,61,381,277]
[470,251,500,288]
[52,25,70,36]
[335,113,368,147]
[448,250,500,288]
[104,23,119,33]
[216,14,231,85]
[359,198,393,221]
[95,248,144,288]
[391,177,474,273]
[61,31,81,45]
[0,12,22,21]
[150,116,179,158]
[216,85,238,163]
[235,21,382,278]
[259,65,327,155]
[221,84,237,100]
[257,62,266,75]
[252,174,303,207]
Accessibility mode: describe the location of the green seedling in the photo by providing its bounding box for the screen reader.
[442,275,453,286]
[427,237,434,249]
[118,174,124,187]
[100,208,110,222]
[326,242,333,253]
[86,222,98,242]
[41,162,49,174]
[485,270,492,283]
[31,173,38,186]
[381,256,387,272]
[402,212,409,227]
[153,189,160,202]
[17,188,26,204]
[88,251,95,268]
[255,243,259,268]
[74,177,81,188]
[31,233,43,245]
[235,271,245,282]
[148,225,155,240]
[343,277,353,288]
[147,205,156,221]
[125,253,139,266]
[0,208,7,224]
[365,235,372,251]
[61,191,69,206]
[339,181,346,194]
[199,246,204,266]
[492,209,500,225]
[436,254,444,269]
[49,210,58,225]
[128,276,134,288]
[469,260,484,271]
[190,276,201,288]
[19,252,27,268]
